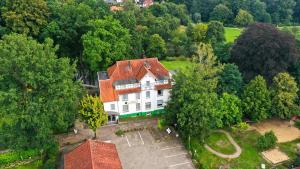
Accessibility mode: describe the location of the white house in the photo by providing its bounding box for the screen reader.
[98,58,173,124]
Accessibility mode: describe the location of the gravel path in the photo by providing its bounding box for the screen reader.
[204,130,242,159]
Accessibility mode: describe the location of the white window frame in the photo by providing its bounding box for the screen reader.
[110,104,115,110]
[157,90,163,96]
[123,105,129,112]
[136,103,141,111]
[145,102,151,110]
[146,91,150,98]
[157,100,163,108]
[122,94,128,101]
[136,93,140,100]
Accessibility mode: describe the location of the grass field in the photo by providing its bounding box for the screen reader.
[10,160,42,169]
[191,130,271,169]
[206,132,236,154]
[160,60,192,71]
[224,27,243,43]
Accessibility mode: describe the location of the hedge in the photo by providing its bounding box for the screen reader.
[0,149,39,166]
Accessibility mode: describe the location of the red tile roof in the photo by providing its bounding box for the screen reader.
[99,58,170,102]
[155,83,172,90]
[64,140,122,169]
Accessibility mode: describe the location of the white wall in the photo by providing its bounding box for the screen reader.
[104,72,171,116]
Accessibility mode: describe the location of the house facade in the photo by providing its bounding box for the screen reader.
[98,58,173,124]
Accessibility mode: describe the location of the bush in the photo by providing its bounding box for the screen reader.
[231,122,249,134]
[42,142,59,169]
[257,131,277,151]
[115,129,125,136]
[0,149,39,166]
[295,120,300,129]
[157,118,166,130]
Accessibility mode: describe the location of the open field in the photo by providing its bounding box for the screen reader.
[160,60,192,71]
[206,132,236,154]
[225,27,243,43]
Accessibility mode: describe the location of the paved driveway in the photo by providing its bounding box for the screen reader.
[108,129,195,169]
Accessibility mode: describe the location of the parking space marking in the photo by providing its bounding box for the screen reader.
[168,162,191,168]
[164,153,187,158]
[138,131,144,145]
[125,135,131,147]
[161,146,183,151]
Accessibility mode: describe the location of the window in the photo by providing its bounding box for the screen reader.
[123,105,129,112]
[136,103,140,111]
[157,90,163,96]
[136,93,140,99]
[157,100,163,108]
[145,102,151,110]
[110,104,115,110]
[146,91,150,98]
[146,81,150,86]
[122,94,128,101]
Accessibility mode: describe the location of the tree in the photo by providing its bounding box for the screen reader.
[218,64,243,95]
[79,95,107,138]
[146,34,167,59]
[192,43,216,67]
[242,75,271,122]
[234,9,254,26]
[0,34,82,150]
[231,23,299,83]
[82,17,130,72]
[210,4,233,24]
[294,0,300,23]
[169,26,189,57]
[1,0,49,36]
[41,0,109,58]
[187,23,208,43]
[206,21,225,44]
[218,93,242,127]
[271,73,299,119]
[213,42,232,63]
[166,50,222,142]
[249,0,271,23]
[263,0,296,24]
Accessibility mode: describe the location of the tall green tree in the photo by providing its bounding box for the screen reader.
[242,75,271,122]
[0,34,82,150]
[206,21,225,44]
[186,23,208,43]
[218,93,242,127]
[1,0,49,36]
[231,23,299,83]
[234,9,254,26]
[82,17,130,72]
[166,50,222,141]
[169,26,189,57]
[218,63,243,95]
[271,73,299,119]
[146,34,167,59]
[249,0,271,23]
[263,0,296,24]
[210,4,233,24]
[79,95,107,138]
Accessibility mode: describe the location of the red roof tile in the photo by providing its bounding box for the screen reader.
[99,58,170,102]
[155,83,172,90]
[115,88,141,95]
[64,140,122,169]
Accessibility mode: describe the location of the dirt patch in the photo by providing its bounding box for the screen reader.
[252,119,300,143]
[262,148,289,165]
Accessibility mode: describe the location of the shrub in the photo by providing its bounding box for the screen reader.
[157,118,166,130]
[0,149,39,166]
[42,142,59,169]
[231,122,249,134]
[295,120,300,129]
[257,131,277,151]
[115,129,125,136]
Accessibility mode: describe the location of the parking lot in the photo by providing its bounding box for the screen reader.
[108,129,195,169]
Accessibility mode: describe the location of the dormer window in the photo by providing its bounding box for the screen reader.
[146,81,150,86]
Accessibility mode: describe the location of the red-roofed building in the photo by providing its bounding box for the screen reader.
[64,140,122,169]
[98,58,174,124]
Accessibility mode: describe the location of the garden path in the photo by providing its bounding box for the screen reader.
[205,130,242,159]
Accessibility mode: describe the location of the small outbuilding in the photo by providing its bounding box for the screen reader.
[64,139,122,169]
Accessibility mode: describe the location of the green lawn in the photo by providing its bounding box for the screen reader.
[279,138,300,160]
[206,132,236,154]
[160,60,192,71]
[224,27,243,43]
[10,160,42,169]
[191,130,271,169]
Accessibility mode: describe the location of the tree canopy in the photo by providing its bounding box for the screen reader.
[231,23,299,83]
[0,34,82,150]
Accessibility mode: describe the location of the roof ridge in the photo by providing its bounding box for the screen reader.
[88,140,95,169]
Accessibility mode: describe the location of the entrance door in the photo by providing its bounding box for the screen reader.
[108,114,118,124]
